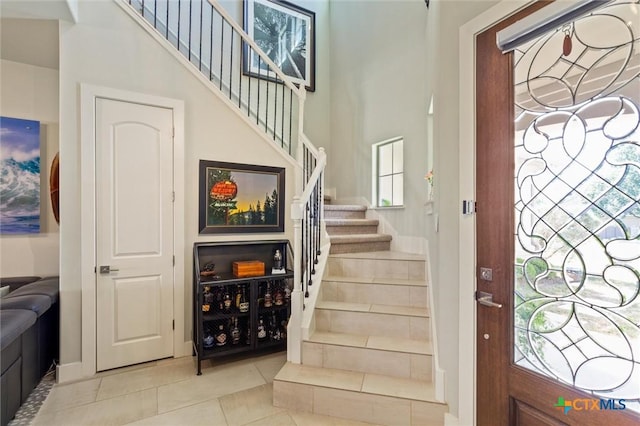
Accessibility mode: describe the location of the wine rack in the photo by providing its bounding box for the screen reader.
[193,240,292,375]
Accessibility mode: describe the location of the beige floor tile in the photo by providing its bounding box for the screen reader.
[275,363,363,391]
[272,381,314,413]
[408,261,426,280]
[409,286,429,308]
[219,383,284,425]
[410,317,431,340]
[97,357,195,400]
[329,311,412,338]
[124,399,227,425]
[323,345,412,378]
[411,401,447,426]
[323,276,374,284]
[245,411,297,426]
[157,363,266,413]
[302,342,324,366]
[289,410,380,426]
[317,301,371,312]
[361,374,435,402]
[309,331,368,348]
[39,378,101,413]
[366,336,432,354]
[34,388,157,426]
[253,352,287,383]
[373,260,409,280]
[313,387,410,426]
[371,277,426,286]
[410,354,433,382]
[370,305,428,317]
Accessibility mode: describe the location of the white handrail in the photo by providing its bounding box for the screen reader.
[206,0,304,98]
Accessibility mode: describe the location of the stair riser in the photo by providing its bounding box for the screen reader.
[303,342,433,381]
[326,224,379,235]
[330,241,391,254]
[327,257,426,280]
[315,310,430,340]
[324,210,366,219]
[322,281,428,308]
[273,381,446,426]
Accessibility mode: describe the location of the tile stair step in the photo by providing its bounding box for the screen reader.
[323,275,427,287]
[315,300,429,318]
[274,362,442,404]
[327,251,426,280]
[315,301,430,339]
[321,276,429,308]
[307,330,432,355]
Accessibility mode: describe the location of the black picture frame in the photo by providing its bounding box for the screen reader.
[243,0,316,92]
[199,160,285,234]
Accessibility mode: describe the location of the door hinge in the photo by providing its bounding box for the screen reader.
[173,255,175,266]
[172,191,175,202]
[94,266,97,274]
[172,319,175,330]
[462,200,476,215]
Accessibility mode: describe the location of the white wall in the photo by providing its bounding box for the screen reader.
[0,59,60,277]
[58,0,306,367]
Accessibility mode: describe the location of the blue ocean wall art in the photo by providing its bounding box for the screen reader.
[0,116,41,234]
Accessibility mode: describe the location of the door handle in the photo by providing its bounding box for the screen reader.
[99,265,120,274]
[476,291,502,308]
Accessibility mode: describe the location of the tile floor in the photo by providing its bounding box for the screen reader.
[33,352,377,426]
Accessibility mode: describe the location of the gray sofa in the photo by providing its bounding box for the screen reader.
[0,276,59,426]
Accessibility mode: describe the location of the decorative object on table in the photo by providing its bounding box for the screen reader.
[0,116,41,234]
[200,262,218,278]
[243,0,316,92]
[233,260,266,278]
[272,249,285,274]
[199,160,285,234]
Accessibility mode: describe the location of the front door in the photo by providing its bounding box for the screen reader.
[95,98,175,371]
[477,1,640,424]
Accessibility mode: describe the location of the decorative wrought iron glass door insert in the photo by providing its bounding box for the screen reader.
[513,0,640,413]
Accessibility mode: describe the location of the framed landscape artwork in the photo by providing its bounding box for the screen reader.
[199,160,285,234]
[0,116,41,234]
[243,0,316,92]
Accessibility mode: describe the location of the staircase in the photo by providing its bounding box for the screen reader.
[274,204,446,425]
[324,204,392,254]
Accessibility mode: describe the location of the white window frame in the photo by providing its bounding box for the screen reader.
[372,137,404,208]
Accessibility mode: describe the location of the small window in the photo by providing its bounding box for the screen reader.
[372,138,403,207]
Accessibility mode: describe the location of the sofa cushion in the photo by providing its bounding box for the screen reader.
[0,276,41,293]
[6,277,59,304]
[0,310,37,351]
[1,295,52,317]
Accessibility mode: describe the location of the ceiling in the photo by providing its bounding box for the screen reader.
[0,18,59,70]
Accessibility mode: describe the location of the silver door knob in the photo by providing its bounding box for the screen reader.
[476,291,502,308]
[99,265,120,274]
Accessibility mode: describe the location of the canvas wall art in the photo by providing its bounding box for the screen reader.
[0,116,41,234]
[199,160,285,234]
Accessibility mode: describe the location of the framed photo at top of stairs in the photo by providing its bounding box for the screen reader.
[243,0,316,92]
[198,160,285,234]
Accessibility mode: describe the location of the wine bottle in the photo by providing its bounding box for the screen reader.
[274,282,284,306]
[257,317,267,340]
[216,287,224,312]
[270,312,280,341]
[214,323,227,346]
[231,317,241,345]
[239,285,249,313]
[203,326,214,349]
[235,285,242,309]
[223,287,232,312]
[264,282,272,308]
[202,286,213,312]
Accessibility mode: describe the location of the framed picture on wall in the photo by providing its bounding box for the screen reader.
[243,0,316,92]
[199,160,285,234]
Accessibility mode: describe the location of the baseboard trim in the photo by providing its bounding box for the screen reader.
[56,361,84,384]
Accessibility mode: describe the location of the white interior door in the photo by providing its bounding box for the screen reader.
[95,98,174,371]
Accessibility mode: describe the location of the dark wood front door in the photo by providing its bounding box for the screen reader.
[476,1,640,424]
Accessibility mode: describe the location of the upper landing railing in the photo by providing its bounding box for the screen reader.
[122,0,326,363]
